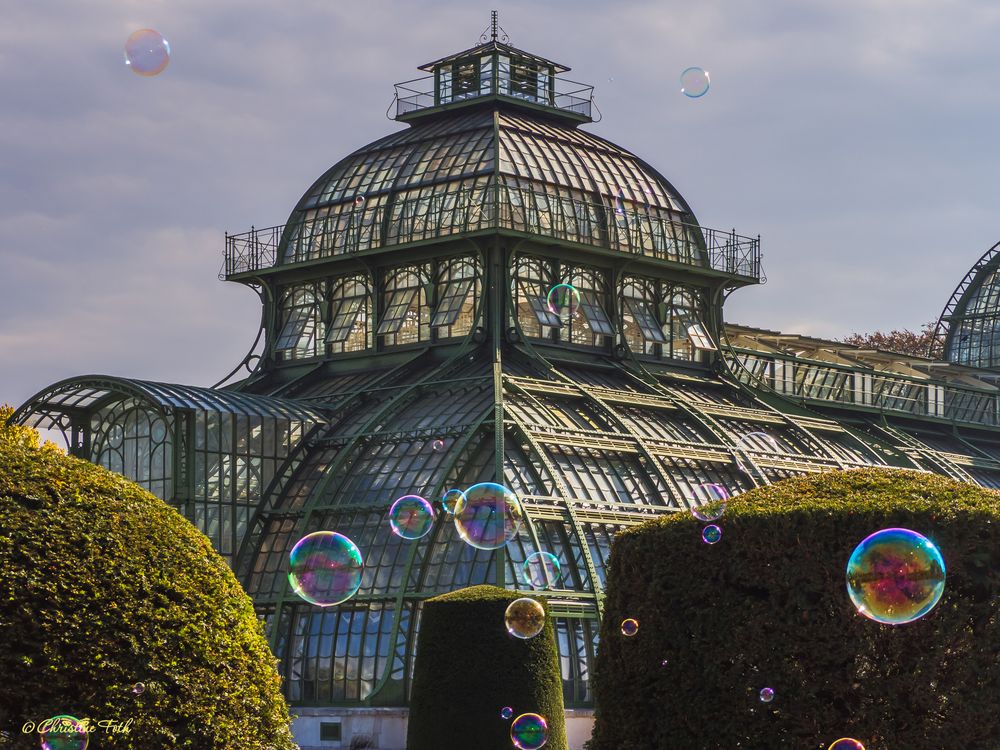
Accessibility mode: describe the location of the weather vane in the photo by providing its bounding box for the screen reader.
[480,10,510,44]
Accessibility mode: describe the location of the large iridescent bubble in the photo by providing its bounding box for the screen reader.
[505,597,546,639]
[511,713,549,750]
[39,715,89,750]
[690,483,730,522]
[828,740,865,750]
[288,531,364,607]
[124,29,171,76]
[846,528,945,624]
[388,494,435,540]
[453,482,523,550]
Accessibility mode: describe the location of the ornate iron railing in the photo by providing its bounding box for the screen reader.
[223,184,761,282]
[392,72,594,119]
[727,347,1000,428]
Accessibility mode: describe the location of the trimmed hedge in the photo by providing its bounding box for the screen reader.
[0,407,297,749]
[590,468,1000,750]
[407,585,567,750]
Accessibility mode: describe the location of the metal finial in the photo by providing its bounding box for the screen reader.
[479,10,510,44]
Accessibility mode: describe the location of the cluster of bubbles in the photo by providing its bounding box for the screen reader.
[124,29,171,76]
[40,715,89,750]
[505,597,546,640]
[287,531,364,607]
[510,713,549,750]
[691,482,730,545]
[680,66,710,98]
[846,527,946,624]
[546,283,580,319]
[620,618,639,637]
[522,551,562,589]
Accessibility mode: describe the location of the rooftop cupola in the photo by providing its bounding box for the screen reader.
[393,11,595,124]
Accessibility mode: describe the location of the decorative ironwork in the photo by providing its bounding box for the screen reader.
[479,10,510,44]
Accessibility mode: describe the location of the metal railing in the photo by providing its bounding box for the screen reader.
[727,347,1000,428]
[393,72,594,120]
[223,183,761,281]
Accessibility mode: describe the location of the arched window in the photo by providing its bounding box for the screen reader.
[378,266,430,347]
[326,275,372,354]
[275,284,325,360]
[666,286,715,362]
[560,266,615,347]
[620,276,666,356]
[511,256,560,339]
[433,257,481,339]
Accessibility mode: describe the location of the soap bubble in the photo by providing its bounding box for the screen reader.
[430,438,446,452]
[620,618,639,637]
[846,528,945,624]
[131,682,145,695]
[828,740,865,750]
[453,482,523,550]
[546,283,580,318]
[500,706,514,720]
[511,713,549,750]
[690,483,730,522]
[288,531,364,607]
[354,195,366,208]
[441,488,465,514]
[505,597,546,639]
[737,431,781,453]
[702,524,722,544]
[680,66,710,98]
[388,494,435,540]
[124,29,171,76]
[522,551,562,589]
[39,715,89,750]
[759,687,774,703]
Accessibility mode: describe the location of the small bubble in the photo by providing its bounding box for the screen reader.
[680,66,710,98]
[702,524,722,544]
[124,29,171,76]
[620,618,639,637]
[759,687,774,703]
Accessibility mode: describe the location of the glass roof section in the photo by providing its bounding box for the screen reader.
[934,239,1000,369]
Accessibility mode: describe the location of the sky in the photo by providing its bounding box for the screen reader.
[3,0,1000,410]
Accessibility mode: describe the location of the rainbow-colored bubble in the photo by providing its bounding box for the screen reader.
[124,29,170,76]
[505,597,546,639]
[680,66,710,98]
[546,283,581,318]
[500,706,514,720]
[846,528,945,624]
[441,488,465,514]
[691,483,729,522]
[511,713,549,750]
[620,618,639,637]
[288,531,364,607]
[453,482,523,550]
[39,715,89,750]
[759,687,774,703]
[702,524,722,544]
[388,495,435,540]
[828,740,865,750]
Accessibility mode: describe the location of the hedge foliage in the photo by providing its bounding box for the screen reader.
[590,467,1000,750]
[407,585,567,750]
[0,406,297,749]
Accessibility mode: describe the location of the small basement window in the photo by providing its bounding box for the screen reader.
[320,721,342,742]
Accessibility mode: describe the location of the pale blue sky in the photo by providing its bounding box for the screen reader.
[3,0,999,408]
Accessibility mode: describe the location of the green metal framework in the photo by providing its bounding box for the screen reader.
[14,32,1000,714]
[932,238,1000,368]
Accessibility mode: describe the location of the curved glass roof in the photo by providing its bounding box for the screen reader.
[13,375,328,429]
[935,239,1000,369]
[291,108,692,222]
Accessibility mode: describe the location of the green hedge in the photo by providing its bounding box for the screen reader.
[0,408,297,749]
[407,585,567,750]
[590,468,1000,750]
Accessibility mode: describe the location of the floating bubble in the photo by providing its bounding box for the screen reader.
[846,528,945,624]
[505,597,546,639]
[737,431,781,453]
[828,740,865,750]
[124,29,171,77]
[522,551,562,589]
[620,618,639,637]
[453,482,523,550]
[388,495,435,540]
[354,195,366,208]
[690,483,730,522]
[546,283,581,318]
[614,188,626,215]
[702,524,722,545]
[430,438,446,452]
[131,682,145,695]
[39,715,89,750]
[660,659,668,667]
[441,488,465,514]
[511,713,549,750]
[288,531,364,607]
[680,66,710,98]
[500,706,514,720]
[759,687,775,703]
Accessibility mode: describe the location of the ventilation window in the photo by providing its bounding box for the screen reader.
[377,287,418,334]
[431,278,474,327]
[326,295,365,343]
[625,298,667,343]
[579,291,615,336]
[528,296,563,327]
[686,322,717,351]
[275,306,315,352]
